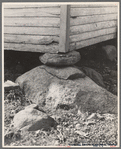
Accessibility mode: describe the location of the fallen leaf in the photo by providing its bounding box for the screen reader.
[75,130,88,138]
[87,113,96,120]
[85,120,96,125]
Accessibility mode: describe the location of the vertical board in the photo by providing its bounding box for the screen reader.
[59,5,70,53]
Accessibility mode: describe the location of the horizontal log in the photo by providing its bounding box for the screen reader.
[70,7,118,17]
[70,27,116,43]
[3,3,118,9]
[4,8,60,17]
[4,34,59,44]
[4,27,60,36]
[4,43,59,53]
[4,18,60,27]
[71,4,118,8]
[4,4,60,8]
[69,33,116,51]
[70,14,117,26]
[70,20,117,35]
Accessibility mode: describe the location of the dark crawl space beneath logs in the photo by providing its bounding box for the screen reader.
[4,39,117,95]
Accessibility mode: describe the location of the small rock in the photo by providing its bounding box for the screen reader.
[4,80,20,92]
[102,45,117,62]
[13,104,57,131]
[39,51,81,66]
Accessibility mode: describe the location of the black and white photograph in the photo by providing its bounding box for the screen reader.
[3,2,119,147]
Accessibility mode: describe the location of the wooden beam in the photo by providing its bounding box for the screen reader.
[69,33,116,51]
[59,5,70,53]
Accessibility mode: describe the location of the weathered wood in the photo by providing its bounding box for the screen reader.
[69,33,116,51]
[59,5,70,53]
[3,3,117,9]
[3,4,118,53]
[4,8,60,17]
[4,34,59,44]
[70,7,117,17]
[4,4,60,8]
[70,14,117,26]
[70,27,116,43]
[70,20,117,35]
[4,18,60,27]
[4,43,59,53]
[4,27,60,36]
[71,4,118,8]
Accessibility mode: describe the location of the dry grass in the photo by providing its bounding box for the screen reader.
[4,89,118,147]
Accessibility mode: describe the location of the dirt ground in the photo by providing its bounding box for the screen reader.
[4,39,118,147]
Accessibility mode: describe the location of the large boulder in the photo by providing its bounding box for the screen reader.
[39,51,81,66]
[16,66,117,114]
[15,65,85,104]
[13,104,56,131]
[45,78,117,114]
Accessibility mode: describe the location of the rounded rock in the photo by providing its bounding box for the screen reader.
[39,51,81,66]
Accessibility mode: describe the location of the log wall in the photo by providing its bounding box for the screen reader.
[69,4,118,50]
[4,4,60,53]
[4,3,118,53]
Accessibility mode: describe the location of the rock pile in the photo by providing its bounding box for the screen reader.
[13,49,117,132]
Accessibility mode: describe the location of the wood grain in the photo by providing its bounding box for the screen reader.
[70,27,116,43]
[4,27,60,36]
[4,8,60,17]
[4,34,59,44]
[4,4,60,9]
[70,7,118,17]
[69,33,116,51]
[4,18,60,27]
[4,43,59,53]
[59,5,70,53]
[70,14,117,26]
[71,4,118,8]
[70,20,117,35]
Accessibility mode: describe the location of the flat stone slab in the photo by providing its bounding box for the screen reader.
[40,65,86,80]
[39,51,81,66]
